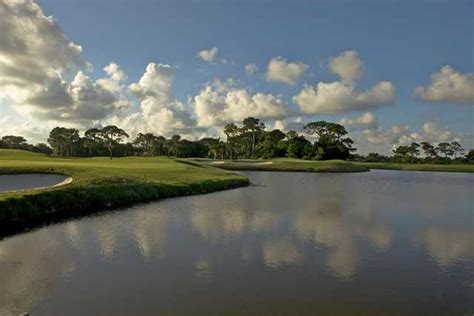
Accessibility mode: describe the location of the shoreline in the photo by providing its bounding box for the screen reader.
[0,177,249,238]
[193,158,474,173]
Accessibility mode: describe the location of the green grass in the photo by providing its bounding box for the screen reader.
[354,162,474,173]
[193,158,370,173]
[0,149,249,235]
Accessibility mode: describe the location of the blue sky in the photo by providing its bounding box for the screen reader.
[1,0,473,153]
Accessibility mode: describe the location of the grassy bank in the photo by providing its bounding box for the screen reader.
[0,149,249,236]
[193,158,370,173]
[354,162,474,173]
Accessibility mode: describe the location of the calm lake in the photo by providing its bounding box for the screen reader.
[1,170,473,315]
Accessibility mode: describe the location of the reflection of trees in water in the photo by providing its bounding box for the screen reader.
[0,228,75,315]
[418,227,474,267]
[134,208,169,259]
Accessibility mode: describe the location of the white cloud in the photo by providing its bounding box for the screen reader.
[422,122,455,142]
[112,63,196,138]
[293,51,395,114]
[0,116,55,144]
[245,63,258,75]
[363,125,416,146]
[414,66,474,105]
[294,81,395,115]
[0,0,126,127]
[196,47,219,63]
[266,57,308,85]
[193,79,289,128]
[294,51,394,115]
[339,112,378,130]
[97,63,127,93]
[359,121,459,155]
[129,63,173,103]
[329,50,363,83]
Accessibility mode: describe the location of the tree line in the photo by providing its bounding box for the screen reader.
[352,141,473,164]
[1,116,473,164]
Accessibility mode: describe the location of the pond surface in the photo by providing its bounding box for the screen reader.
[0,170,473,315]
[0,173,69,192]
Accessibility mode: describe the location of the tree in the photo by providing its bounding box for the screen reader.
[259,129,286,159]
[100,126,129,159]
[170,135,181,156]
[224,123,240,160]
[284,131,311,159]
[420,142,436,163]
[466,149,474,163]
[1,135,27,149]
[450,141,464,159]
[47,127,80,157]
[33,143,53,155]
[392,145,412,163]
[134,133,160,157]
[242,117,265,158]
[84,128,101,158]
[303,121,354,160]
[436,142,453,159]
[408,142,420,160]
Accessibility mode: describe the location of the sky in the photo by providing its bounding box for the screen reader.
[0,0,473,154]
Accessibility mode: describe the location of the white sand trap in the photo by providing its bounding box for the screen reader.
[209,161,225,164]
[53,177,73,187]
[254,162,273,165]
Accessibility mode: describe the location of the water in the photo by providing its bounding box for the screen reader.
[0,170,473,315]
[0,174,68,192]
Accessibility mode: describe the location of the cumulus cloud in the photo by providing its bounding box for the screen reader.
[361,121,458,155]
[0,116,55,144]
[193,79,289,128]
[245,63,258,75]
[422,122,455,142]
[0,0,126,126]
[294,81,395,115]
[339,112,378,130]
[112,63,196,137]
[329,50,363,83]
[294,50,395,115]
[97,63,127,93]
[414,66,474,105]
[266,57,308,85]
[196,47,219,63]
[129,63,173,102]
[363,125,419,146]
